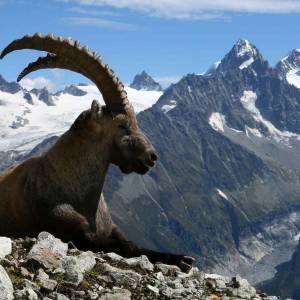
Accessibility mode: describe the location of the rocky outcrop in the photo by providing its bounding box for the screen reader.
[31,87,55,106]
[55,85,87,97]
[0,232,283,300]
[130,71,162,91]
[0,75,22,94]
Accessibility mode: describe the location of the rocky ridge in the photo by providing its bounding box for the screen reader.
[0,232,282,300]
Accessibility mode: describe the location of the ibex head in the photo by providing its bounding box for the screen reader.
[0,33,157,175]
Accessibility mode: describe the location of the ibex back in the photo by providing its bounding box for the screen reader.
[0,33,194,272]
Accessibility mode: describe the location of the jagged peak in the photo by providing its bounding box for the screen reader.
[130,70,162,91]
[212,38,267,75]
[233,38,258,58]
[279,48,300,64]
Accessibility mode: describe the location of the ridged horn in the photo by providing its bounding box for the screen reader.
[18,54,94,84]
[0,33,129,112]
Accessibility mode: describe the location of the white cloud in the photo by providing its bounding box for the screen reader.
[19,77,55,91]
[62,16,140,30]
[68,6,120,16]
[154,75,182,88]
[65,0,300,20]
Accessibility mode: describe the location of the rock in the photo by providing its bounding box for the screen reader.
[100,263,142,288]
[154,271,165,281]
[160,285,174,297]
[36,268,49,281]
[62,251,96,285]
[50,292,70,300]
[125,255,154,272]
[147,284,159,294]
[27,232,68,269]
[99,288,131,300]
[14,287,38,300]
[104,252,124,262]
[87,290,98,299]
[155,263,181,275]
[0,238,12,259]
[0,233,282,300]
[40,278,57,291]
[0,265,14,300]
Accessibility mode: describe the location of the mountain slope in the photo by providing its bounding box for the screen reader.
[105,40,300,285]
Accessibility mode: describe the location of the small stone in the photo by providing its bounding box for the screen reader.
[87,290,99,299]
[104,252,124,262]
[0,265,14,300]
[155,263,181,275]
[36,268,49,281]
[22,279,39,290]
[147,284,159,295]
[72,290,86,297]
[0,238,12,259]
[160,286,174,297]
[168,279,183,289]
[63,251,96,285]
[154,271,165,281]
[20,266,30,277]
[14,287,38,300]
[40,278,57,291]
[27,232,68,269]
[99,288,131,300]
[125,255,154,272]
[100,263,142,288]
[50,292,70,300]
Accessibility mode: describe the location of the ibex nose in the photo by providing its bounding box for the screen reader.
[145,149,158,167]
[150,152,158,162]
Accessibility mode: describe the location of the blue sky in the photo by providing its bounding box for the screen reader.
[1,0,300,91]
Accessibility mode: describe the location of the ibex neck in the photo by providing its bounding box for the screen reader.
[45,128,111,220]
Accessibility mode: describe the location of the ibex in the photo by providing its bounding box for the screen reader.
[0,33,194,272]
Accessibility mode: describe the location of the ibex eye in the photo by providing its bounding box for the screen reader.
[118,125,127,130]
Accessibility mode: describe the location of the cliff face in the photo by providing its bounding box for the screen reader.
[0,232,282,300]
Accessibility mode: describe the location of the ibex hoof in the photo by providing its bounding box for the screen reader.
[178,256,195,273]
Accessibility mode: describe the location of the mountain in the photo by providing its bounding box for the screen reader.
[0,74,22,94]
[130,71,162,91]
[104,39,300,287]
[55,84,87,97]
[276,49,300,88]
[2,39,300,297]
[211,39,269,75]
[0,83,162,171]
[259,240,300,299]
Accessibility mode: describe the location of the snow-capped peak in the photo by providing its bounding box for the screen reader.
[234,39,257,58]
[276,49,300,88]
[209,39,266,75]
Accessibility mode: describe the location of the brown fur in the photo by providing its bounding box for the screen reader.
[0,101,194,271]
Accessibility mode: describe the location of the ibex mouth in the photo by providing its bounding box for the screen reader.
[135,159,151,175]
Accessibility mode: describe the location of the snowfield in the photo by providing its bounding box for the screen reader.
[0,85,163,153]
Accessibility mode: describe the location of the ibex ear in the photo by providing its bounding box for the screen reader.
[91,100,100,116]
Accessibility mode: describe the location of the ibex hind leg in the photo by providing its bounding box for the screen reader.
[47,205,195,272]
[106,227,195,273]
